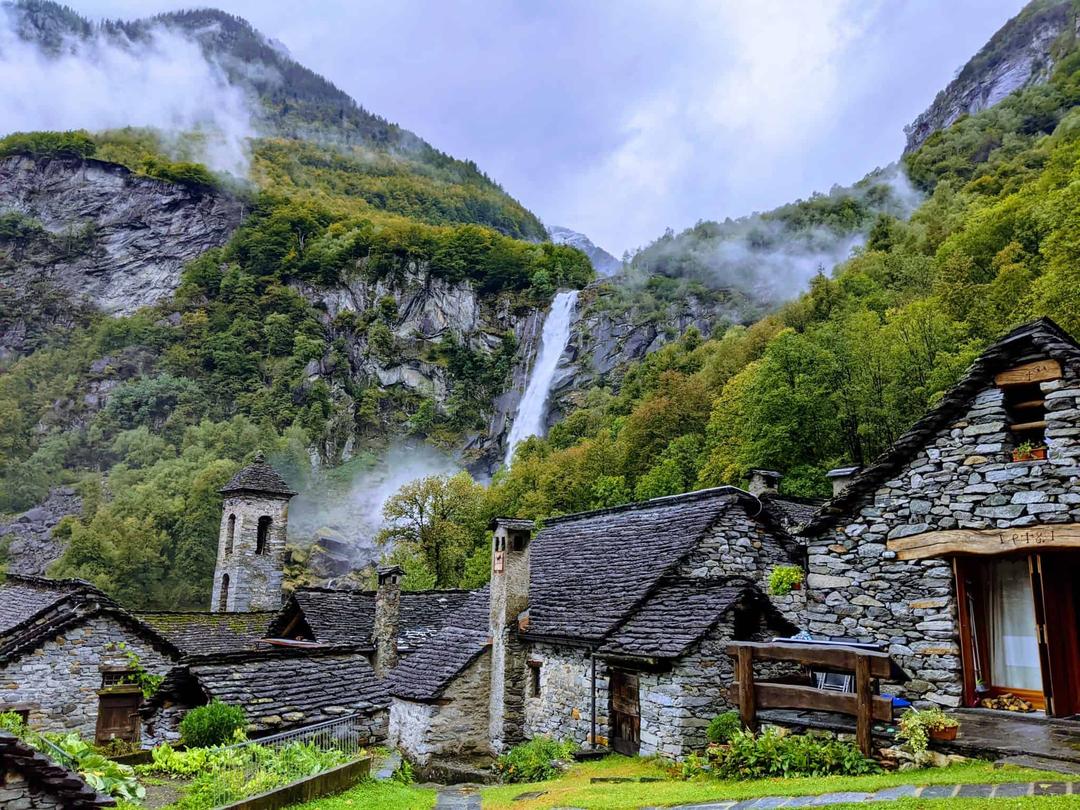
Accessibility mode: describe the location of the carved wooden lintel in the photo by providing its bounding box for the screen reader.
[994,359,1062,386]
[887,523,1080,560]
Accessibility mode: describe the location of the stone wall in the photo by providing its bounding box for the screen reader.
[211,493,289,613]
[390,652,491,765]
[0,615,173,739]
[523,643,610,747]
[677,507,806,626]
[0,767,66,809]
[805,373,1080,707]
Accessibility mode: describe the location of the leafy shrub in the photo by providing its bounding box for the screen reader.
[493,737,576,783]
[139,156,219,189]
[706,710,742,745]
[897,707,959,756]
[51,733,145,802]
[706,728,880,779]
[179,701,247,748]
[768,565,804,596]
[0,711,26,736]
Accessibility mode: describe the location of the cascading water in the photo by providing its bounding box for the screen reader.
[503,290,579,467]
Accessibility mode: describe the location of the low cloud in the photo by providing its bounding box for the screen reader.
[0,9,257,175]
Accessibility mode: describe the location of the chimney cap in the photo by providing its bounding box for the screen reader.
[826,466,861,479]
[376,565,404,584]
[489,517,536,532]
[748,468,782,480]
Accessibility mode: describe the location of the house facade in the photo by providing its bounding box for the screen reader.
[804,318,1080,718]
[388,487,804,765]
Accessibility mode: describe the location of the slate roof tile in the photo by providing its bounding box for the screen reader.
[220,453,296,497]
[0,731,116,808]
[597,577,796,659]
[135,611,273,655]
[804,318,1080,533]
[527,487,769,642]
[387,586,490,702]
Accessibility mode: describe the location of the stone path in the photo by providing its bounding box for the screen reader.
[660,780,1078,809]
[434,783,482,809]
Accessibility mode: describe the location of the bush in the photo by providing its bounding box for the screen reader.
[179,701,247,748]
[897,707,960,756]
[707,728,880,779]
[0,130,96,160]
[493,737,576,783]
[706,710,742,745]
[768,565,804,596]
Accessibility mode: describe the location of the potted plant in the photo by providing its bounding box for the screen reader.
[975,678,990,696]
[768,565,804,596]
[897,707,960,755]
[1012,441,1047,462]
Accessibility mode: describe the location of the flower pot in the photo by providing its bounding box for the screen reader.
[791,582,802,591]
[930,726,958,742]
[1012,447,1047,462]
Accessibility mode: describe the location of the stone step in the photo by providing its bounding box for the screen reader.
[997,754,1080,776]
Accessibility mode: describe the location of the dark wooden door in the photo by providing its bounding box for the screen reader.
[95,687,142,745]
[610,670,640,755]
[1033,553,1080,717]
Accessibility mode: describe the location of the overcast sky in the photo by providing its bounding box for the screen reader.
[74,0,1024,255]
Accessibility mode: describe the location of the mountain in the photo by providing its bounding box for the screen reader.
[548,226,621,276]
[904,0,1077,152]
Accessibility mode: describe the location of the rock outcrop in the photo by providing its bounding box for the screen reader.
[0,487,82,575]
[0,155,244,316]
[548,226,621,277]
[904,0,1077,152]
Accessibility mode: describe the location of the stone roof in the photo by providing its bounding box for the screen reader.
[804,318,1080,534]
[0,731,115,808]
[268,587,473,651]
[147,648,387,732]
[761,494,823,531]
[387,586,490,702]
[526,487,793,643]
[219,453,296,497]
[0,575,179,664]
[597,577,797,660]
[134,611,273,655]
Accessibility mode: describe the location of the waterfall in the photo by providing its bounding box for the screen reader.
[504,290,579,467]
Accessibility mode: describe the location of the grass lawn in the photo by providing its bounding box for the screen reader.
[480,755,1073,810]
[286,779,436,810]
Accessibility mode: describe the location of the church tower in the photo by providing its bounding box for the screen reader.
[211,453,296,613]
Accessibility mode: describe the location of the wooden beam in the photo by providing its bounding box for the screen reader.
[995,359,1061,386]
[855,656,872,756]
[728,682,893,723]
[1010,420,1047,432]
[726,641,892,679]
[737,646,757,732]
[887,523,1080,560]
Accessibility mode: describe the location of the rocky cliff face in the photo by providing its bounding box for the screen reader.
[548,226,621,276]
[0,487,81,575]
[904,0,1077,152]
[0,155,244,318]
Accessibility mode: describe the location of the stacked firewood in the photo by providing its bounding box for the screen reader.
[979,693,1035,712]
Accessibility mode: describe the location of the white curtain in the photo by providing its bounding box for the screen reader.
[989,558,1043,691]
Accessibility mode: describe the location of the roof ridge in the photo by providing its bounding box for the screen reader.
[543,486,745,526]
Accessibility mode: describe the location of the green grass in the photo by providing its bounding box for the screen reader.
[480,755,1072,810]
[286,779,436,810]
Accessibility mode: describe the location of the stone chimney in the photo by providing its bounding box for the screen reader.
[488,517,535,754]
[826,466,861,497]
[747,469,782,497]
[373,565,403,677]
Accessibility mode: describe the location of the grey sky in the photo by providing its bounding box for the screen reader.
[76,0,1023,255]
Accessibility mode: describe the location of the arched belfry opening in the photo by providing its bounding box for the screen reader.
[218,573,230,612]
[256,516,272,554]
[225,514,236,555]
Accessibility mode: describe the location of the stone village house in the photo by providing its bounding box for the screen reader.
[386,487,812,764]
[803,317,1080,719]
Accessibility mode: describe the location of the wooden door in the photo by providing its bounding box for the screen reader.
[610,670,640,755]
[1033,553,1080,717]
[95,687,142,745]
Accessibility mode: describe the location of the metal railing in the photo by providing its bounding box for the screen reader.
[185,714,371,808]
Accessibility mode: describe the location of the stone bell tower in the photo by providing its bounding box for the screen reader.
[211,453,296,613]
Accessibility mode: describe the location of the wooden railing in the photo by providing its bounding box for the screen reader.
[727,641,894,756]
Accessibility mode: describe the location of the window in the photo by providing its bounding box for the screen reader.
[1003,381,1047,457]
[528,661,542,698]
[218,574,230,611]
[225,514,236,555]
[733,603,761,641]
[511,533,526,552]
[256,516,272,554]
[101,670,136,688]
